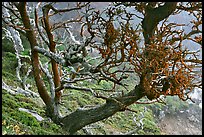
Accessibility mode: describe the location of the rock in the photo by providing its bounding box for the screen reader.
[188,115,199,123]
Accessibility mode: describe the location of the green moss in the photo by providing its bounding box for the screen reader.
[2,91,20,110]
[2,71,16,79]
[2,88,67,135]
[11,111,40,127]
[2,52,17,75]
[2,37,15,53]
[142,118,160,135]
[66,100,79,111]
[137,129,145,135]
[99,80,114,90]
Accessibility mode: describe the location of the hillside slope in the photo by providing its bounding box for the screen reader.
[158,113,202,135]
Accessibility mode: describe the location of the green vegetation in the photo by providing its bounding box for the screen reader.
[2,89,66,135]
[2,51,67,135]
[2,50,162,135]
[2,52,17,76]
[2,48,193,135]
[2,1,202,135]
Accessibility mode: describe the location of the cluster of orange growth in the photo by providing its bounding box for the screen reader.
[137,36,197,100]
[97,20,140,65]
[94,20,141,84]
[86,4,201,101]
[98,21,119,59]
[95,19,194,101]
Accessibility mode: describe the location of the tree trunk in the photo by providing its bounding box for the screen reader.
[17,2,51,106]
[17,2,62,123]
[60,84,144,134]
[142,2,177,44]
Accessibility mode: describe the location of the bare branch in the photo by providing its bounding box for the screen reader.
[63,84,97,97]
[34,46,66,66]
[2,81,39,98]
[49,2,90,14]
[39,61,55,99]
[35,2,49,46]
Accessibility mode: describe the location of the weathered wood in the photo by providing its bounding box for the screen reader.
[142,2,177,44]
[60,84,144,134]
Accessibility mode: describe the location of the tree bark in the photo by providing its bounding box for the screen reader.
[60,84,144,134]
[17,2,51,106]
[142,2,177,44]
[42,5,61,89]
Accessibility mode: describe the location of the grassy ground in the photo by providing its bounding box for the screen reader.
[2,52,67,135]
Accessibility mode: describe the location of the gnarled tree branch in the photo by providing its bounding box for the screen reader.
[142,2,177,44]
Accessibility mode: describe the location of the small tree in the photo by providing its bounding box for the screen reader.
[2,2,202,134]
